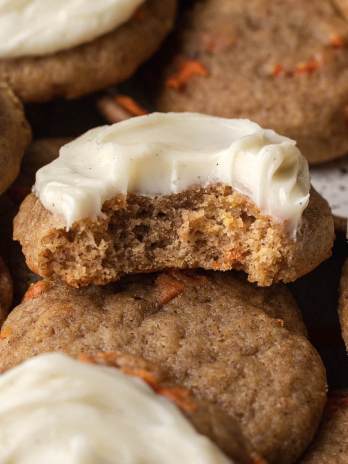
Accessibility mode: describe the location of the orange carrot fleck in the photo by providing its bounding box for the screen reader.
[23,281,49,302]
[77,351,197,413]
[155,386,197,413]
[166,59,209,91]
[155,274,185,305]
[115,95,148,116]
[294,57,320,75]
[0,326,12,339]
[272,63,284,77]
[121,367,159,389]
[329,33,345,48]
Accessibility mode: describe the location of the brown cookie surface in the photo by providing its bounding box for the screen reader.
[339,259,348,350]
[0,0,176,102]
[0,271,326,463]
[0,82,31,194]
[157,0,348,164]
[78,351,264,464]
[299,390,348,463]
[13,186,334,288]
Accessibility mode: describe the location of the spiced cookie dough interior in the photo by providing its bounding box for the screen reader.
[14,113,334,287]
[0,0,177,102]
[0,271,326,463]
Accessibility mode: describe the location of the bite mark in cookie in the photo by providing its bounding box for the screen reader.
[14,113,334,287]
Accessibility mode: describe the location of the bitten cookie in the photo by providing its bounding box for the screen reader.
[299,391,348,464]
[0,82,31,195]
[157,0,348,164]
[0,271,326,463]
[0,0,176,102]
[339,259,348,350]
[13,113,334,288]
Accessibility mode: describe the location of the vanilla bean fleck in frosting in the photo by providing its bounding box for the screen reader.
[34,112,310,235]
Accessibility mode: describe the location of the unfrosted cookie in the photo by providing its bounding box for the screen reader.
[0,257,12,324]
[0,271,326,463]
[0,82,31,194]
[13,113,335,288]
[157,0,348,164]
[299,391,348,464]
[339,259,348,350]
[0,0,176,102]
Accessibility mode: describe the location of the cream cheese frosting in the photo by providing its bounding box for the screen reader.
[0,0,145,58]
[0,353,230,464]
[33,112,310,235]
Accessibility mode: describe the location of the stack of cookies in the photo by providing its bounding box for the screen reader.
[0,1,347,463]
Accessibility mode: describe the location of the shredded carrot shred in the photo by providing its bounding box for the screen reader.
[23,281,49,302]
[329,33,345,48]
[115,95,148,116]
[155,273,185,305]
[166,59,209,91]
[0,326,12,339]
[121,367,159,388]
[77,351,197,413]
[155,386,197,413]
[272,63,284,77]
[294,57,320,75]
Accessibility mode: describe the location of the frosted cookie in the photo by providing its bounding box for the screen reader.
[0,257,12,324]
[0,0,176,102]
[299,391,348,464]
[0,351,264,464]
[0,82,31,195]
[339,259,348,350]
[157,0,348,164]
[14,113,334,287]
[0,271,326,463]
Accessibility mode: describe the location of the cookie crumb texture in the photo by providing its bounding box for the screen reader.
[0,0,176,102]
[0,271,326,463]
[14,185,334,287]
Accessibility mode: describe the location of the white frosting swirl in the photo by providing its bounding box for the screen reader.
[34,112,310,235]
[0,353,230,464]
[0,0,145,58]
